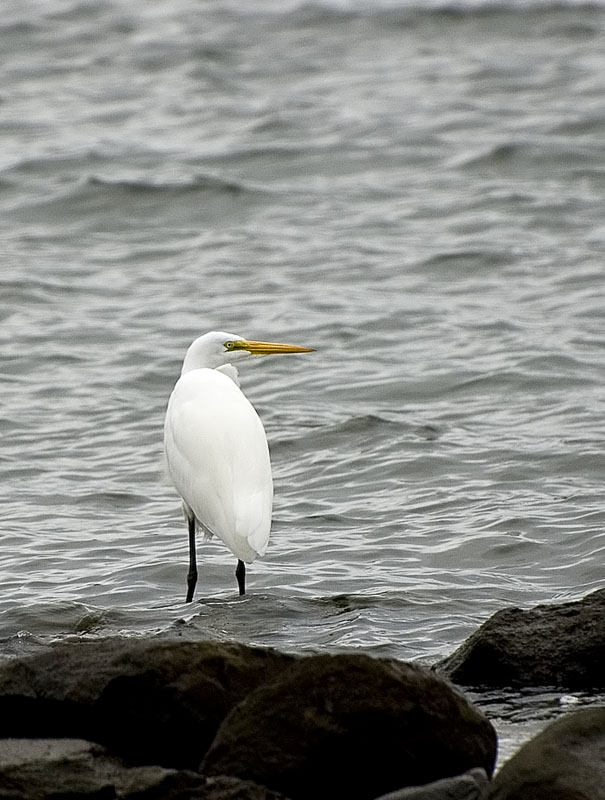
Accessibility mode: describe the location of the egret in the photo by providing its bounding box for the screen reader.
[164,331,314,601]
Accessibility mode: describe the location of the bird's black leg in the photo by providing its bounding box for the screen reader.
[185,516,197,603]
[235,559,246,596]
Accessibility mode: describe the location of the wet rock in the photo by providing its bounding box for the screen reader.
[437,589,605,689]
[202,653,497,800]
[487,707,605,799]
[0,738,192,800]
[0,738,290,800]
[369,767,488,799]
[198,776,292,800]
[0,638,296,769]
[373,767,489,799]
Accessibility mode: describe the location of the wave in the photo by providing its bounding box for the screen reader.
[455,140,602,172]
[0,150,269,196]
[84,172,264,197]
[224,0,605,22]
[4,0,603,36]
[2,164,271,224]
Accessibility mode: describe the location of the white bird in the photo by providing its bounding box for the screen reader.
[164,330,314,601]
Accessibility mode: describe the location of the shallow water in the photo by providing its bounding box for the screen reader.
[1,0,605,764]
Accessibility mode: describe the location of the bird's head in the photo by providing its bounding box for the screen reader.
[181,331,314,374]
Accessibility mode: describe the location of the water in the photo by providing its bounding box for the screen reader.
[1,0,605,765]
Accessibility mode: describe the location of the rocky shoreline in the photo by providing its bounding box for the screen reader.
[1,588,604,799]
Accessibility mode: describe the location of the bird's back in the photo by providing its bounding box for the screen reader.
[164,368,273,562]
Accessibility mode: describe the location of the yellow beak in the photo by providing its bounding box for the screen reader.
[234,339,315,355]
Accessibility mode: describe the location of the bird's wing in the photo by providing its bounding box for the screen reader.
[164,368,273,562]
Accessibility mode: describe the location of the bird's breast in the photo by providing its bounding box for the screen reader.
[164,367,273,561]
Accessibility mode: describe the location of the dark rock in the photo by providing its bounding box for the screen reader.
[373,768,489,799]
[0,738,290,800]
[198,776,292,800]
[0,738,189,800]
[487,707,605,799]
[201,653,497,800]
[0,638,296,769]
[437,589,605,689]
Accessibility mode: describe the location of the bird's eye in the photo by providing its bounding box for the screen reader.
[224,341,235,350]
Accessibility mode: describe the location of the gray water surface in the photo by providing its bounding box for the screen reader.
[1,0,605,763]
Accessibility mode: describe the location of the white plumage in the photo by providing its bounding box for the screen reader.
[165,366,272,563]
[164,330,314,600]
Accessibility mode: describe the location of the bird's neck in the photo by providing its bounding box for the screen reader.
[216,364,240,385]
[180,359,240,387]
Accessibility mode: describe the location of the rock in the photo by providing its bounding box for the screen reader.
[0,640,498,798]
[201,777,292,800]
[0,739,291,800]
[487,707,605,799]
[199,775,288,800]
[437,589,605,689]
[0,638,296,769]
[373,768,489,799]
[0,738,192,800]
[201,653,497,800]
